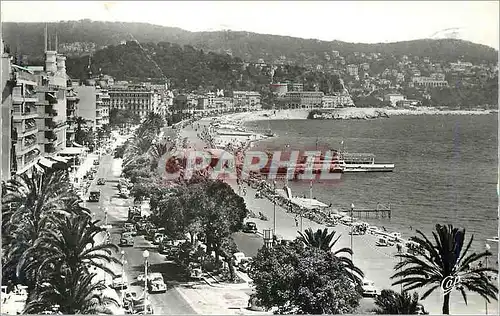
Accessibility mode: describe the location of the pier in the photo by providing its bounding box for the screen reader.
[352,203,391,219]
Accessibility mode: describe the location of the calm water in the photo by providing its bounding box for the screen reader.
[246,115,498,255]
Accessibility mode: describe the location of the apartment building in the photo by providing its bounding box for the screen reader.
[279,91,324,109]
[347,64,359,76]
[109,84,154,117]
[322,94,355,108]
[65,83,80,146]
[412,76,448,87]
[384,93,406,107]
[75,82,110,131]
[232,91,262,111]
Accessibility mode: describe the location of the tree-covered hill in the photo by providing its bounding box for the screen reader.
[65,41,343,94]
[2,20,497,64]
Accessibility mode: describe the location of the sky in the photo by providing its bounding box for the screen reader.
[1,1,499,49]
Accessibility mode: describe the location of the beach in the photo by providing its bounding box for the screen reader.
[219,107,497,123]
[180,117,498,315]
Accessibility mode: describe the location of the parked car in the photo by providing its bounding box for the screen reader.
[232,252,246,267]
[93,159,100,166]
[88,173,94,180]
[158,239,172,254]
[416,304,429,315]
[111,274,128,290]
[120,189,130,198]
[164,245,180,260]
[376,237,394,247]
[97,178,106,185]
[147,273,167,293]
[238,258,252,273]
[243,222,258,233]
[120,232,134,247]
[123,222,137,236]
[153,233,165,245]
[361,278,379,297]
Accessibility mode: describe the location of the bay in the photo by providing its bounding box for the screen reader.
[246,114,498,256]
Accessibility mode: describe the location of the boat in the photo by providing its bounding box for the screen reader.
[487,236,499,243]
[264,129,276,137]
[340,152,395,172]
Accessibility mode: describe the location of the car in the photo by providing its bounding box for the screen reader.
[147,273,167,293]
[376,237,394,247]
[238,258,252,273]
[164,245,180,260]
[93,159,100,166]
[97,178,106,185]
[88,190,100,202]
[361,278,379,297]
[243,222,258,233]
[111,274,128,290]
[120,189,130,198]
[131,302,153,315]
[153,233,165,245]
[232,252,246,266]
[123,222,137,236]
[88,173,94,180]
[120,232,134,247]
[416,304,429,315]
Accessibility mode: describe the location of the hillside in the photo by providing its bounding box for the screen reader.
[65,41,343,95]
[2,20,497,64]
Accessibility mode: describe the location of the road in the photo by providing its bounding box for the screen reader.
[84,153,196,315]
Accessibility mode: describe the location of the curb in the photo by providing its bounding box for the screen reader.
[173,286,204,315]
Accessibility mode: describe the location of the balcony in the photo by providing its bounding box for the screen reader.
[12,92,38,104]
[45,131,57,141]
[46,92,58,104]
[45,143,56,153]
[16,138,38,156]
[45,107,58,117]
[45,119,56,130]
[12,71,38,86]
[13,104,38,120]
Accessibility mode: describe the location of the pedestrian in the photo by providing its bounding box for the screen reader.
[242,187,247,196]
[294,216,298,227]
[409,225,413,230]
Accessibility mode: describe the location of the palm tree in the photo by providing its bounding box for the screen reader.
[74,116,89,145]
[372,289,421,314]
[391,224,499,314]
[24,270,117,314]
[2,169,81,287]
[19,214,121,284]
[297,228,364,284]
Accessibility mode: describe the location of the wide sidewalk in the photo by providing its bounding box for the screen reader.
[180,122,498,315]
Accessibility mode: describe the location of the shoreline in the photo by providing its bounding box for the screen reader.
[218,107,497,123]
[188,117,498,315]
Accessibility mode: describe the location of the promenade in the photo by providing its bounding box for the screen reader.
[179,120,498,315]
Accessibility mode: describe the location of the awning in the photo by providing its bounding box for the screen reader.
[38,157,55,168]
[50,156,70,163]
[72,142,83,148]
[11,64,34,74]
[59,147,86,155]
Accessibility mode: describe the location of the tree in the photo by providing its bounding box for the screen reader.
[298,228,364,285]
[23,271,117,314]
[249,240,361,314]
[19,215,121,284]
[391,224,498,314]
[1,169,80,288]
[372,289,421,314]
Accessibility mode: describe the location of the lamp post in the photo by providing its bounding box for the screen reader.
[273,180,277,236]
[485,243,491,315]
[104,207,108,227]
[142,250,149,314]
[350,203,354,260]
[120,250,126,302]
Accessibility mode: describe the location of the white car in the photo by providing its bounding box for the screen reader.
[232,252,246,266]
[147,273,167,293]
[361,279,379,297]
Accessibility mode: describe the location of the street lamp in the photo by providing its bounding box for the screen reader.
[485,243,491,315]
[273,180,277,237]
[142,250,149,314]
[120,251,126,302]
[350,203,354,260]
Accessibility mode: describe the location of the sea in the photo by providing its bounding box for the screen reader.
[245,114,498,257]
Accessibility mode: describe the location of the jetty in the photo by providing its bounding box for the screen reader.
[349,203,392,219]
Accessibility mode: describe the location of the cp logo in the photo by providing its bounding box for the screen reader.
[441,274,461,295]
